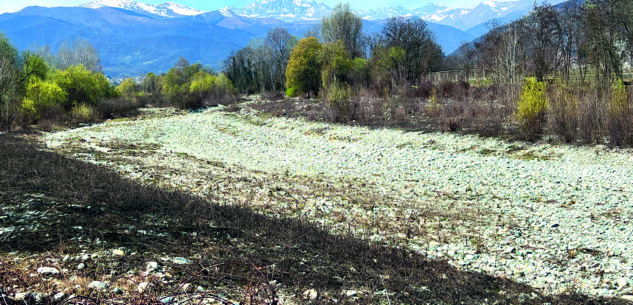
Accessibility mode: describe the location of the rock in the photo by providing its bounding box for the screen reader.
[77,263,85,270]
[80,254,90,261]
[62,255,71,262]
[146,261,159,273]
[180,283,193,292]
[504,247,516,254]
[88,281,109,291]
[54,292,66,301]
[345,290,358,297]
[138,282,150,293]
[160,297,174,304]
[14,292,29,301]
[303,288,318,300]
[171,257,192,264]
[37,267,59,276]
[112,249,125,256]
[112,287,123,295]
[617,278,629,289]
[32,292,47,303]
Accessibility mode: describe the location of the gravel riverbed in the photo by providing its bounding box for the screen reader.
[44,106,633,300]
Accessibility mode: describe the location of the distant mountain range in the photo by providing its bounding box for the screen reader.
[0,0,564,78]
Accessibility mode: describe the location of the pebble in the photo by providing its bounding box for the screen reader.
[146,261,159,273]
[138,282,150,293]
[88,281,109,291]
[112,249,125,256]
[345,290,358,297]
[77,263,85,270]
[112,287,123,294]
[54,292,66,300]
[36,267,59,276]
[171,257,192,264]
[303,289,318,300]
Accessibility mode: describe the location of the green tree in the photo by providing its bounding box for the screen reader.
[286,37,323,98]
[22,52,49,82]
[54,65,114,110]
[22,79,66,122]
[321,40,352,98]
[321,3,364,58]
[381,17,444,84]
[142,72,159,95]
[376,46,406,87]
[116,78,137,100]
[190,71,215,98]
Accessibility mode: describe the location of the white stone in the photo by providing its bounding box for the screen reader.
[88,281,109,291]
[303,289,317,300]
[37,267,59,276]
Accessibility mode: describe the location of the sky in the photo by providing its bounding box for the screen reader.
[0,0,482,14]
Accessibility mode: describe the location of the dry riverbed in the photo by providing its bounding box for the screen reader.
[43,105,633,301]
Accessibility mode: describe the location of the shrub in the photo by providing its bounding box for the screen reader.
[285,87,298,98]
[549,84,578,143]
[171,92,203,110]
[98,98,141,119]
[70,104,99,125]
[439,81,455,98]
[425,88,442,118]
[607,80,632,146]
[326,82,354,122]
[515,77,548,139]
[414,79,434,98]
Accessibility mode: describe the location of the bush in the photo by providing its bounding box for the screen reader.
[515,77,548,139]
[607,80,632,146]
[98,98,141,119]
[414,79,434,98]
[285,87,298,98]
[425,88,442,118]
[170,92,203,110]
[325,82,354,122]
[70,104,99,125]
[549,84,578,143]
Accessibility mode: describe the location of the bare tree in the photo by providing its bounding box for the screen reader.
[265,27,295,91]
[321,3,364,58]
[56,39,102,72]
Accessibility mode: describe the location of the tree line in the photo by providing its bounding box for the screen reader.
[223,3,444,100]
[0,36,237,130]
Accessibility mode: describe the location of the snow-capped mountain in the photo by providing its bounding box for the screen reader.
[80,0,206,18]
[232,0,566,30]
[232,0,331,21]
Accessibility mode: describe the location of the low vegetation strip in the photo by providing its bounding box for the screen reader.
[41,106,633,302]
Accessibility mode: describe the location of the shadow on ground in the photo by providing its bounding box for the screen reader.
[0,133,629,304]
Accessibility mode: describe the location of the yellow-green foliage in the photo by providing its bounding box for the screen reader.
[286,86,298,97]
[609,80,629,117]
[321,40,352,98]
[70,104,99,124]
[608,80,632,146]
[116,78,137,101]
[425,88,442,117]
[286,37,323,98]
[53,65,114,110]
[189,71,234,99]
[21,79,67,122]
[515,77,548,137]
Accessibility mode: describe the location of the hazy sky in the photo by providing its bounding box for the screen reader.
[0,0,484,14]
